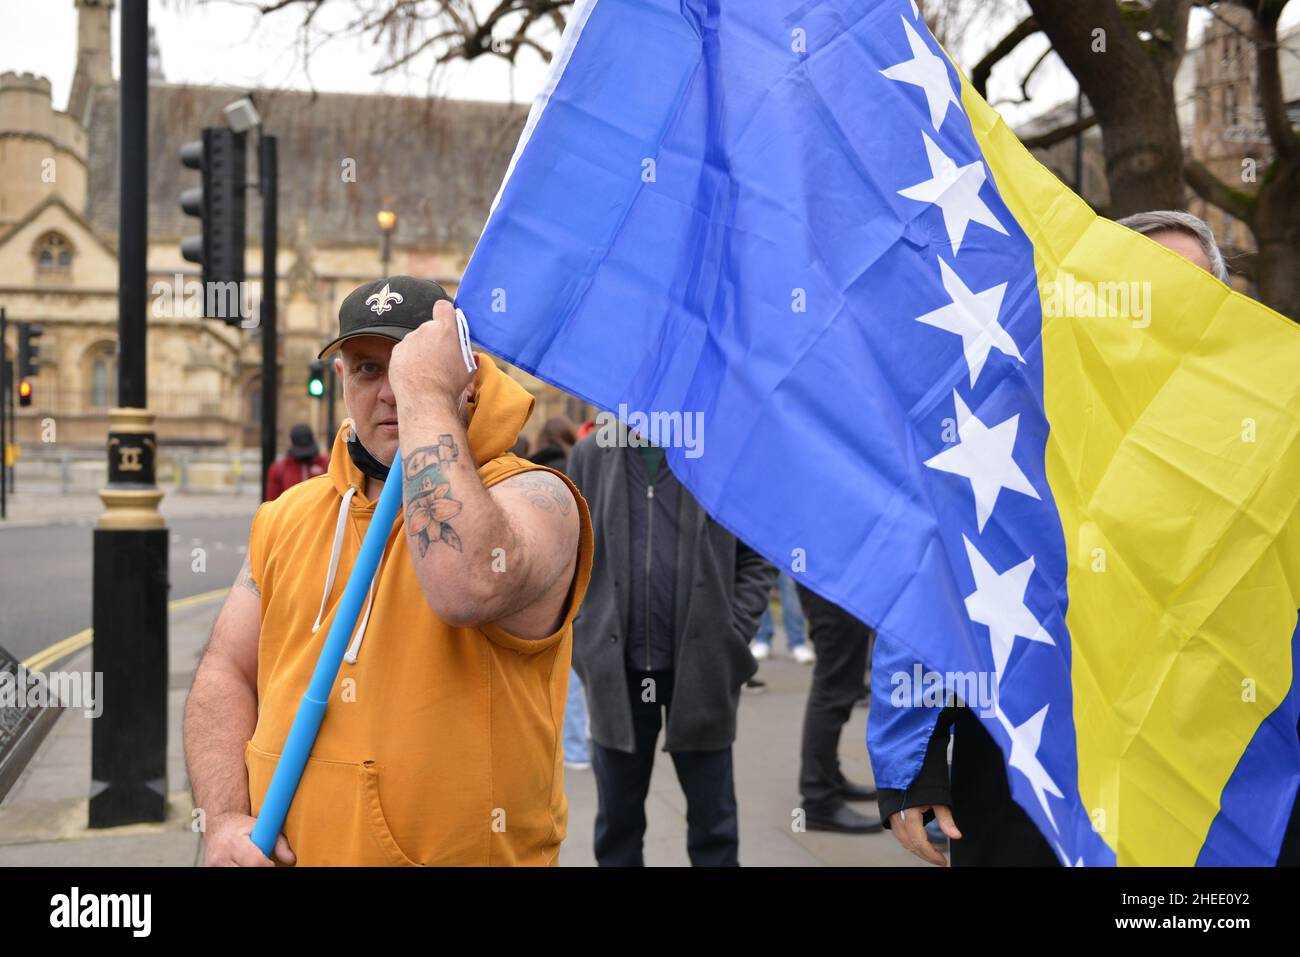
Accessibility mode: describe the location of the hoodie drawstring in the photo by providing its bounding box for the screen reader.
[344,577,377,664]
[312,483,383,665]
[312,486,356,634]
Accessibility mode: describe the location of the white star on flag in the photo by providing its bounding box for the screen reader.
[996,703,1064,831]
[915,259,1023,388]
[1055,842,1085,867]
[925,392,1039,531]
[881,16,963,131]
[910,0,920,17]
[898,133,1008,255]
[961,535,1055,678]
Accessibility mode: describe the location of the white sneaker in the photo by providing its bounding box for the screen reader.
[751,642,771,661]
[791,644,815,665]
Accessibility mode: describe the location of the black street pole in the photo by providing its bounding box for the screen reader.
[4,316,12,496]
[260,133,278,502]
[7,346,14,494]
[90,0,168,828]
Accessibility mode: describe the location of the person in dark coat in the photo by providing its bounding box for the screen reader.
[878,703,1058,866]
[794,586,883,834]
[528,416,589,769]
[567,423,776,866]
[529,416,577,472]
[878,213,1262,868]
[264,423,329,501]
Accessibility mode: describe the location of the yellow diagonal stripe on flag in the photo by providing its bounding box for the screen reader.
[961,81,1300,865]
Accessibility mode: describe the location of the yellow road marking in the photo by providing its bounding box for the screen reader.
[20,587,229,672]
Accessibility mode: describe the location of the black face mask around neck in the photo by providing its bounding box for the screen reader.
[347,432,391,483]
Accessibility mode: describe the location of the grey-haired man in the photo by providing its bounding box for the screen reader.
[1117,209,1231,282]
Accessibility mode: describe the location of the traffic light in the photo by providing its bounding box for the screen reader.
[17,322,42,378]
[17,379,32,408]
[180,127,247,325]
[307,360,326,398]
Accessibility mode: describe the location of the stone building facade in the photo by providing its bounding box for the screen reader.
[0,0,589,458]
[1018,8,1298,296]
[1184,6,1300,281]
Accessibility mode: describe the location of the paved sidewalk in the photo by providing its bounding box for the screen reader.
[0,484,262,531]
[0,599,215,866]
[0,597,920,867]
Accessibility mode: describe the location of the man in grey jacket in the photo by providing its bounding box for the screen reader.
[568,423,777,866]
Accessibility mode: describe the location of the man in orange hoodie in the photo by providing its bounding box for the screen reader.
[183,276,594,866]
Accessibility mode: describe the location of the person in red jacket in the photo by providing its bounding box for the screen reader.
[264,423,329,501]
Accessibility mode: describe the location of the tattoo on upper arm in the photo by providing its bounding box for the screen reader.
[510,471,573,515]
[235,555,260,597]
[404,435,464,557]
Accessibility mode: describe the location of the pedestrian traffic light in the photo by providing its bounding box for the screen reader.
[180,127,247,326]
[17,322,42,378]
[307,360,326,398]
[17,379,32,408]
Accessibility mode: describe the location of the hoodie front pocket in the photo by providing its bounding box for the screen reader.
[245,740,420,866]
[359,760,421,866]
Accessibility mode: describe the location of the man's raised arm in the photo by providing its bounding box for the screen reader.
[389,302,580,640]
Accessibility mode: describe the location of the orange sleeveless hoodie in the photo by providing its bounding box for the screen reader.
[245,355,593,866]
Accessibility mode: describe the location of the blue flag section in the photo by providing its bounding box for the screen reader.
[456,0,1300,866]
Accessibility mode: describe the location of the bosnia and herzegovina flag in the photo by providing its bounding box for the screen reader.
[455,0,1300,865]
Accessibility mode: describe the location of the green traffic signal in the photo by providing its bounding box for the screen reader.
[307,360,325,398]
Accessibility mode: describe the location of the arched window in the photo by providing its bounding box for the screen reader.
[34,231,74,275]
[86,343,118,408]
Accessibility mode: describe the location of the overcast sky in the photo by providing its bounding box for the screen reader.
[2,1,1292,127]
[3,0,555,106]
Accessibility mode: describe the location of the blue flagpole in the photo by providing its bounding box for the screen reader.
[250,449,404,858]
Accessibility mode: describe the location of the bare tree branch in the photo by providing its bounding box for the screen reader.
[374,29,461,73]
[990,43,1053,108]
[1185,157,1257,222]
[1020,113,1099,150]
[1025,0,1189,214]
[1253,0,1300,158]
[971,15,1039,98]
[255,0,313,13]
[240,0,573,76]
[1147,0,1193,80]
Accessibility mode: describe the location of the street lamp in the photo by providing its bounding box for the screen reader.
[219,93,279,503]
[91,0,167,829]
[377,208,397,276]
[223,95,260,134]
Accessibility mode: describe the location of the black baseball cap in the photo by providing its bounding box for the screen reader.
[318,275,453,360]
[288,423,319,460]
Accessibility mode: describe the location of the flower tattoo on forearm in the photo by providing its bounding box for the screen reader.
[403,435,464,556]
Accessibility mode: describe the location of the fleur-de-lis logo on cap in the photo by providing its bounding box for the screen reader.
[366,283,403,316]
